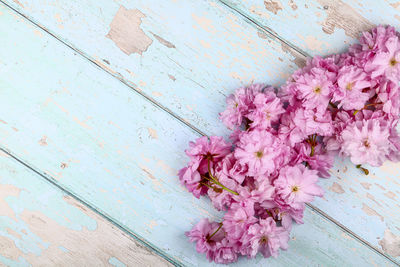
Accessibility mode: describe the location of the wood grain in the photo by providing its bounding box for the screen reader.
[2,0,399,262]
[0,152,172,267]
[0,0,398,265]
[0,3,393,266]
[220,0,400,56]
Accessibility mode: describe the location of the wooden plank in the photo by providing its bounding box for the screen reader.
[0,0,305,138]
[2,0,399,261]
[0,152,172,266]
[0,3,396,266]
[220,0,400,56]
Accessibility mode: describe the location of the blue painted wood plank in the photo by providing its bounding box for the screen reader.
[0,3,396,266]
[220,0,400,56]
[2,0,400,261]
[0,152,172,266]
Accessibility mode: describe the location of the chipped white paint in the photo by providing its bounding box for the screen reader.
[0,0,399,265]
[0,154,171,266]
[106,6,152,55]
[379,229,400,257]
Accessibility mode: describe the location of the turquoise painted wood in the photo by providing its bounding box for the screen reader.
[220,0,400,57]
[2,0,400,262]
[0,2,396,266]
[0,152,172,266]
[0,0,303,138]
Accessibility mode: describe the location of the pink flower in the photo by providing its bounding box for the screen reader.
[261,201,305,230]
[377,79,400,119]
[207,173,238,211]
[178,163,207,198]
[234,178,275,204]
[223,201,257,241]
[292,142,334,178]
[247,91,285,130]
[186,219,225,260]
[220,153,247,184]
[274,165,323,209]
[235,129,290,176]
[388,127,400,162]
[365,35,400,82]
[279,110,308,146]
[185,136,231,166]
[220,84,265,129]
[341,119,391,166]
[295,68,334,112]
[292,108,334,137]
[213,238,238,264]
[358,25,397,53]
[243,218,289,258]
[180,136,231,198]
[333,66,371,110]
[324,110,354,153]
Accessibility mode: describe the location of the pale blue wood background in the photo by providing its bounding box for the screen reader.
[0,0,399,266]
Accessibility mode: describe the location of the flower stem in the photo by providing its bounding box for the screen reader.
[310,145,315,157]
[204,159,239,195]
[356,164,369,175]
[207,223,223,241]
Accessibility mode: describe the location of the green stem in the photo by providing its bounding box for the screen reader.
[310,145,315,157]
[202,175,239,195]
[355,164,369,175]
[207,223,223,241]
[204,159,239,196]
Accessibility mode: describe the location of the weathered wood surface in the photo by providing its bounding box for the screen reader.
[0,151,172,266]
[2,0,399,263]
[221,0,399,57]
[0,2,397,266]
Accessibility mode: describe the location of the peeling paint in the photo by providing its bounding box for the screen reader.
[317,0,373,38]
[280,43,306,67]
[151,33,176,48]
[257,31,268,39]
[288,0,298,11]
[362,203,383,222]
[379,229,400,257]
[384,191,396,200]
[12,0,24,8]
[106,6,153,55]
[264,0,283,14]
[360,182,371,190]
[192,14,216,34]
[147,128,158,139]
[329,182,345,194]
[0,184,21,221]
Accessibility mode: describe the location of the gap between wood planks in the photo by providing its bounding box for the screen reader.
[0,146,183,267]
[0,1,397,265]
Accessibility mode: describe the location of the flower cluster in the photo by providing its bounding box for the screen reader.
[179,26,400,264]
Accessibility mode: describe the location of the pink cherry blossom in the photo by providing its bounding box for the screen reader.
[295,68,334,112]
[243,218,289,258]
[223,201,257,241]
[186,219,225,260]
[274,165,323,209]
[219,84,265,129]
[333,65,371,110]
[235,129,290,176]
[341,119,391,166]
[247,91,285,130]
[365,36,400,82]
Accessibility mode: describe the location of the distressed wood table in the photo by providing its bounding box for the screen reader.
[0,0,399,266]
